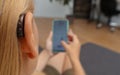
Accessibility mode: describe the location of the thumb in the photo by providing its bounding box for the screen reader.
[48,31,53,40]
[61,41,69,50]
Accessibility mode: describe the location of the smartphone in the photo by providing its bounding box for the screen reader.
[52,20,69,53]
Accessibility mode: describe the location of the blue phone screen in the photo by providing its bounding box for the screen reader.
[53,20,68,52]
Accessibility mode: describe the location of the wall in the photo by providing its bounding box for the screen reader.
[34,0,73,18]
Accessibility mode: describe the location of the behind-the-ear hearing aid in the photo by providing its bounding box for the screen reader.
[17,14,43,54]
[17,14,25,38]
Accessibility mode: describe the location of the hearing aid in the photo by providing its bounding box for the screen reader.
[17,14,25,38]
[17,14,44,54]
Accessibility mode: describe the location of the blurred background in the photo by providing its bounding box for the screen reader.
[34,0,120,23]
[33,0,120,56]
[33,0,120,74]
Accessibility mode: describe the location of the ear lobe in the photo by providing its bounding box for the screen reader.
[19,12,38,59]
[28,52,36,59]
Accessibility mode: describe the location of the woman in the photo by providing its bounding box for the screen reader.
[0,0,85,75]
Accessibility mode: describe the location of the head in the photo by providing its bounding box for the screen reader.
[0,0,39,75]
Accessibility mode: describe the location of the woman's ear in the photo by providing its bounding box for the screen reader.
[19,12,38,59]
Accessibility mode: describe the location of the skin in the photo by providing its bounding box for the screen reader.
[61,31,86,75]
[19,12,85,75]
[19,12,39,75]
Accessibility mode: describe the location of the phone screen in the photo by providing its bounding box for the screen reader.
[53,20,69,52]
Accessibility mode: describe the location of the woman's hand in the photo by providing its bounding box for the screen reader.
[35,32,53,72]
[46,32,53,56]
[46,32,60,57]
[61,30,81,61]
[45,30,85,75]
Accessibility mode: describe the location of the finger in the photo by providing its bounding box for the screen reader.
[68,30,79,43]
[73,34,79,43]
[68,29,74,35]
[68,35,73,42]
[68,32,79,43]
[68,31,75,41]
[47,31,53,41]
[61,41,69,50]
[68,41,72,44]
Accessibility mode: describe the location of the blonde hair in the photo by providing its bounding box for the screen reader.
[0,0,34,75]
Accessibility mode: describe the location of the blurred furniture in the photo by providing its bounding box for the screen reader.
[73,0,91,18]
[89,0,100,21]
[97,0,120,31]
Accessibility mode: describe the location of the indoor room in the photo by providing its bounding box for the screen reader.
[0,0,120,75]
[34,0,120,75]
